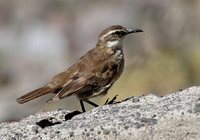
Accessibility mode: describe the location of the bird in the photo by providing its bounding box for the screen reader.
[16,25,143,112]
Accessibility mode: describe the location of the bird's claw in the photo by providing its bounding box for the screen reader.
[104,95,118,105]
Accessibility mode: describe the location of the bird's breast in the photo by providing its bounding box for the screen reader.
[114,49,124,60]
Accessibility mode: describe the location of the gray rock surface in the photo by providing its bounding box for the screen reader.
[1,86,200,140]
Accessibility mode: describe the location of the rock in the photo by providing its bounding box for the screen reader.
[1,86,200,140]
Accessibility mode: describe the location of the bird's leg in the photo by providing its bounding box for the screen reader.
[104,95,118,105]
[104,98,109,105]
[80,100,86,112]
[84,99,98,107]
[80,99,98,112]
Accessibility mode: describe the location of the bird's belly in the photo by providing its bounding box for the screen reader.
[91,84,111,98]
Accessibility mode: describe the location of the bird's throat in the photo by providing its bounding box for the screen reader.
[106,40,122,49]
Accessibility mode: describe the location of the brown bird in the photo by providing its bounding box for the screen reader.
[16,25,143,112]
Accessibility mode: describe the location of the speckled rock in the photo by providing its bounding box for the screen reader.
[1,86,200,140]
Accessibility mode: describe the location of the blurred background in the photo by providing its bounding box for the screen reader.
[0,0,200,122]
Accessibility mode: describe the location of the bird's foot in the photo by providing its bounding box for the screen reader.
[104,95,118,105]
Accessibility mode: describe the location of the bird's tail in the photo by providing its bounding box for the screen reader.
[16,86,54,104]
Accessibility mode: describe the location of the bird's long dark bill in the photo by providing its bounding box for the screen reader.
[127,28,143,34]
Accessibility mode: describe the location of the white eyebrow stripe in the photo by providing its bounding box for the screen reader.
[100,29,122,40]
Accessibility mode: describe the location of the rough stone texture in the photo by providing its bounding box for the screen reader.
[1,86,200,140]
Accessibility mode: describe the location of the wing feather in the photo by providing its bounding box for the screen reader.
[48,51,122,102]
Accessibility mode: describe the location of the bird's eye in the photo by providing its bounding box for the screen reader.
[115,31,125,36]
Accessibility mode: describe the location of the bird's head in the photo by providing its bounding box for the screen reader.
[97,25,143,48]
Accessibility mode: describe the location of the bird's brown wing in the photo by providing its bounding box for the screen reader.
[48,47,122,102]
[48,71,115,102]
